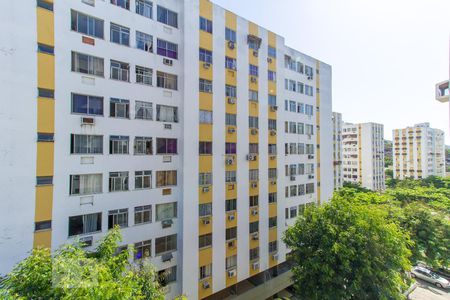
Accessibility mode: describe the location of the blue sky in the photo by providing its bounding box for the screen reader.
[213,0,450,141]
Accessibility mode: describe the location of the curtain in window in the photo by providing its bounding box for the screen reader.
[83,213,99,234]
[156,203,175,220]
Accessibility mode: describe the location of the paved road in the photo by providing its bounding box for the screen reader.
[409,279,450,300]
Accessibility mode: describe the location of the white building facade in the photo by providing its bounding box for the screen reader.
[393,123,446,180]
[332,112,343,190]
[342,122,385,191]
[0,0,333,299]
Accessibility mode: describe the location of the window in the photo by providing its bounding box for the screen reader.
[226,227,237,241]
[249,195,259,207]
[156,105,178,122]
[136,31,153,52]
[200,79,213,93]
[306,124,314,135]
[109,136,129,154]
[158,266,177,286]
[269,241,278,253]
[268,46,276,58]
[37,0,53,11]
[70,174,102,196]
[199,264,212,280]
[268,71,276,81]
[268,119,277,130]
[71,93,103,116]
[156,202,177,221]
[269,192,277,203]
[249,169,259,181]
[298,143,305,155]
[199,173,212,186]
[225,143,237,155]
[71,52,104,77]
[135,101,152,120]
[109,172,129,192]
[111,0,129,9]
[225,28,236,42]
[155,234,177,255]
[35,220,51,231]
[199,17,213,33]
[134,137,152,155]
[226,85,237,98]
[298,123,305,135]
[249,64,258,76]
[268,95,277,106]
[68,212,101,236]
[135,66,152,85]
[110,23,130,46]
[199,203,212,217]
[305,104,314,116]
[249,116,259,129]
[226,255,237,270]
[305,65,314,78]
[157,6,178,28]
[38,88,54,98]
[305,85,314,96]
[199,110,213,124]
[136,0,152,19]
[306,183,315,194]
[156,39,178,59]
[289,101,296,112]
[268,144,277,155]
[199,233,212,249]
[37,176,53,185]
[249,90,258,102]
[157,71,178,90]
[225,171,236,183]
[70,134,103,154]
[269,168,277,180]
[199,141,212,155]
[37,43,54,55]
[226,199,237,212]
[135,205,151,225]
[225,57,236,70]
[155,170,177,187]
[110,60,129,81]
[298,184,305,195]
[199,48,213,64]
[249,143,258,154]
[269,217,277,228]
[38,133,54,142]
[249,247,259,261]
[134,240,151,260]
[135,170,151,189]
[226,114,236,126]
[290,206,298,218]
[108,208,128,228]
[71,10,104,39]
[156,138,177,154]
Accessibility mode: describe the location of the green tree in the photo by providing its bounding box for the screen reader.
[0,227,165,300]
[284,196,411,300]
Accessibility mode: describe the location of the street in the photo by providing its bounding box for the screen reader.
[409,279,450,300]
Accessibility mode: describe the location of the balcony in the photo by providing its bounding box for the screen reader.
[435,80,449,103]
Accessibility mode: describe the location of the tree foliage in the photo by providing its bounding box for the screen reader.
[0,227,165,300]
[284,196,411,300]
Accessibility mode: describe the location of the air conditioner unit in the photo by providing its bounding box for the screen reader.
[226,158,234,165]
[228,214,235,221]
[228,269,236,278]
[202,281,210,289]
[161,219,173,228]
[161,252,173,262]
[308,155,315,159]
[272,253,279,260]
[253,51,258,57]
[228,127,236,134]
[252,232,259,240]
[251,209,258,216]
[227,240,235,248]
[252,262,259,270]
[290,175,296,181]
[246,154,256,161]
[202,217,211,225]
[308,175,315,179]
[81,117,94,125]
[270,105,278,112]
[307,75,313,80]
[164,124,172,129]
[163,58,173,66]
[251,182,258,188]
[203,63,211,69]
[202,186,210,193]
[270,130,277,136]
[267,57,273,63]
[270,180,277,185]
[227,97,236,104]
[251,128,258,135]
[228,41,235,49]
[250,76,257,83]
[270,155,276,160]
[80,236,93,247]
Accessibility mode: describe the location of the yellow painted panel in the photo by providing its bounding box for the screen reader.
[199,156,212,173]
[268,159,277,169]
[225,11,237,29]
[199,62,213,81]
[199,124,213,142]
[199,0,213,18]
[225,127,237,143]
[225,102,237,114]
[226,242,237,257]
[225,163,236,172]
[249,54,258,67]
[226,70,237,86]
[248,22,259,36]
[37,98,55,133]
[226,185,237,199]
[199,218,212,236]
[269,203,277,218]
[199,281,212,299]
[199,98,212,111]
[269,257,278,268]
[35,185,53,221]
[199,187,212,204]
[225,44,237,59]
[268,134,277,145]
[268,183,277,194]
[38,53,54,90]
[226,273,237,287]
[199,247,213,266]
[249,264,259,277]
[269,228,277,242]
[268,58,277,72]
[249,101,258,116]
[33,230,51,249]
[200,31,213,50]
[37,8,54,46]
[36,142,54,177]
[249,130,259,144]
[249,209,259,223]
[268,110,277,120]
[268,81,277,94]
[225,212,237,228]
[249,236,259,249]
[249,158,259,170]
[268,31,277,47]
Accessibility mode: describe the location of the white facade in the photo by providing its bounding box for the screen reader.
[393,123,446,179]
[332,112,343,190]
[0,1,333,299]
[342,122,385,191]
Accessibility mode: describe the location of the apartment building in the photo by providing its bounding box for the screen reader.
[342,123,385,191]
[332,112,343,190]
[393,123,446,179]
[0,0,332,299]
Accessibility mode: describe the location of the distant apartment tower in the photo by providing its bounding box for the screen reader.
[0,0,333,299]
[393,123,445,179]
[342,123,385,190]
[332,112,343,190]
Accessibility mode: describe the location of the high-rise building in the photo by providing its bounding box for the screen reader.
[332,112,343,190]
[342,123,385,191]
[393,123,446,180]
[0,0,333,299]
